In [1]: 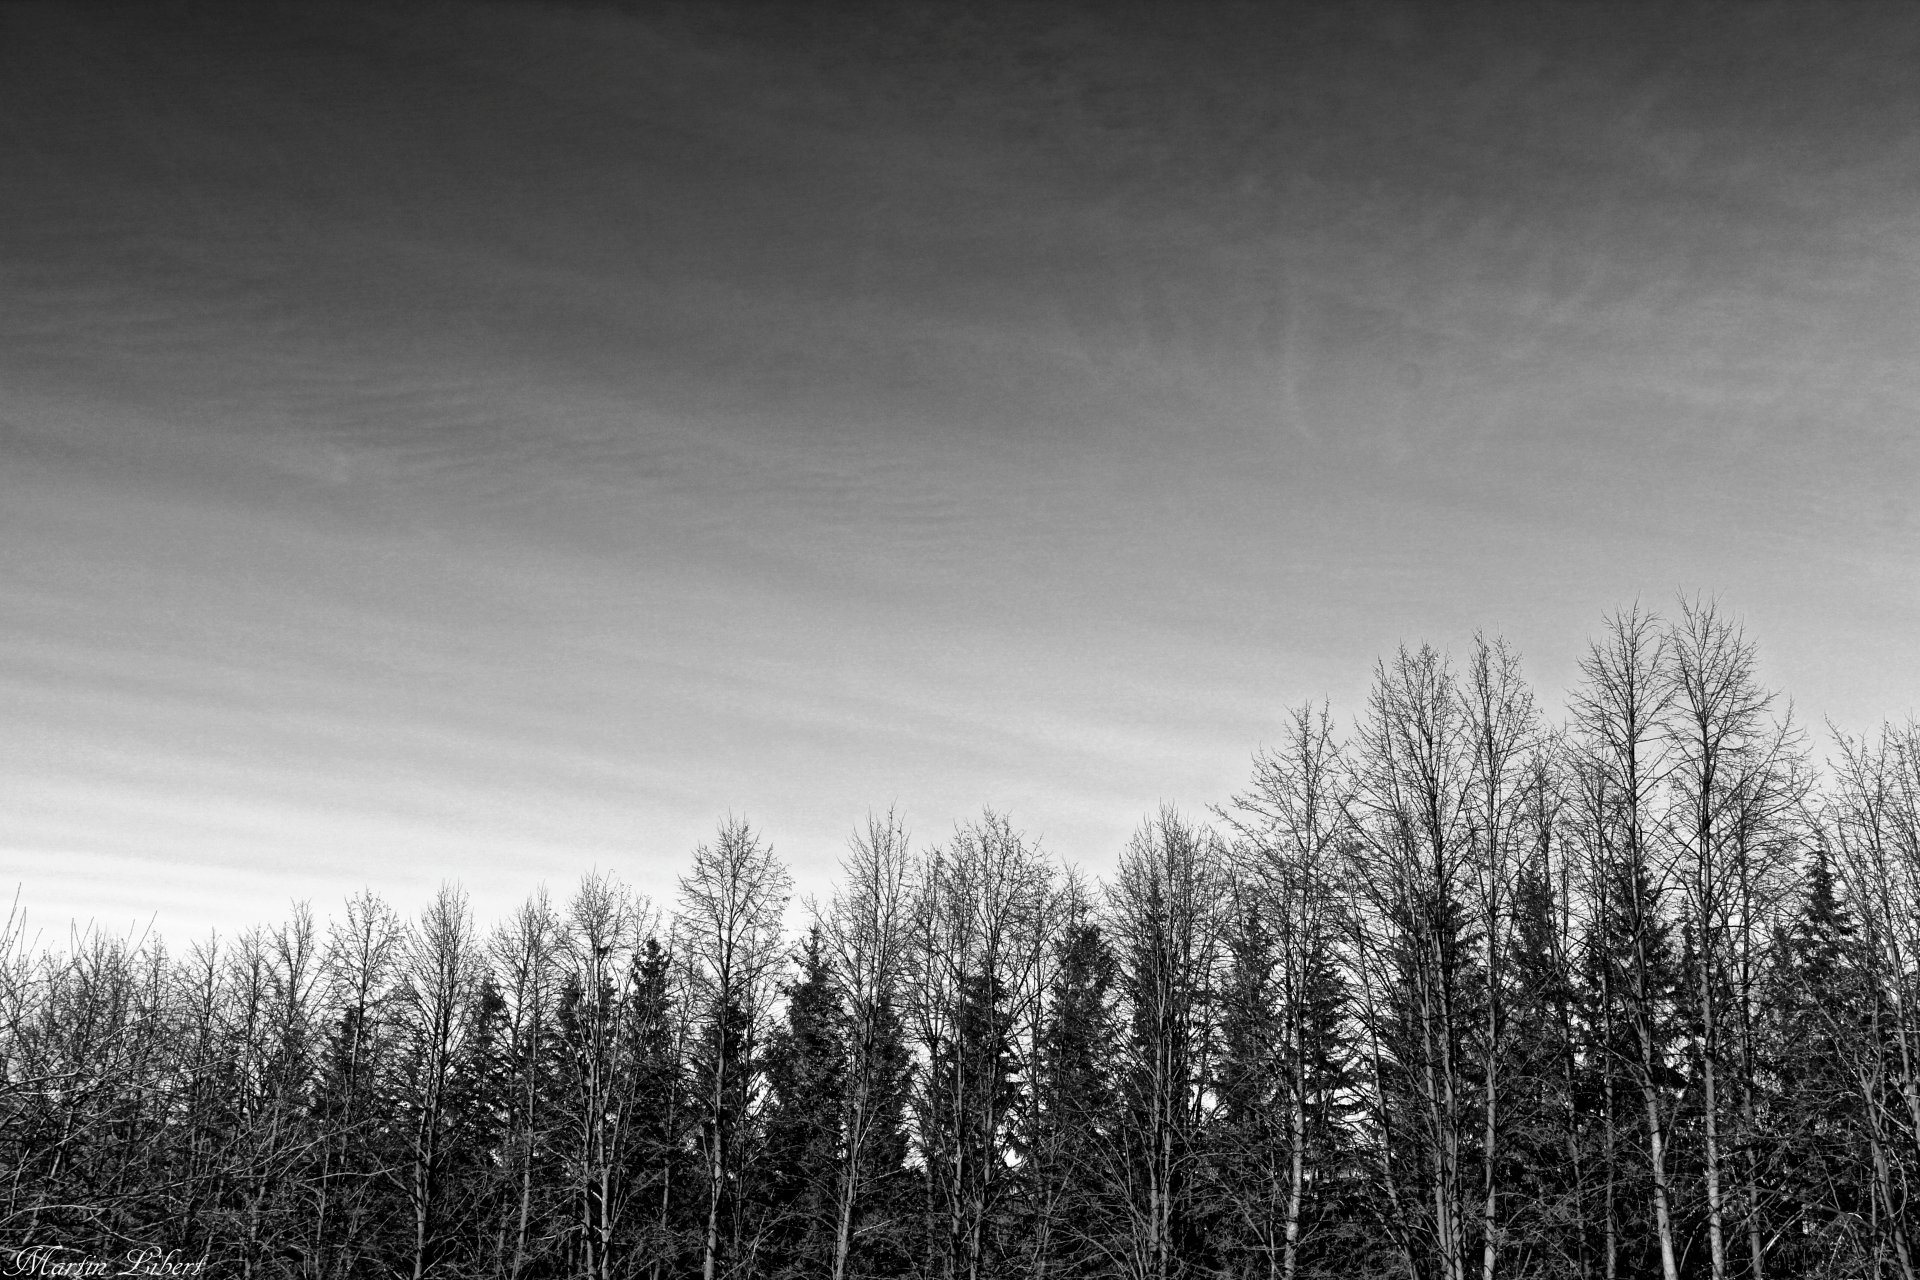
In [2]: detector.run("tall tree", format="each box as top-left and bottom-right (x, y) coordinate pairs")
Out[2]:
(1568, 606), (1683, 1280)
(488, 890), (565, 1280)
(1826, 724), (1920, 1280)
(680, 818), (793, 1280)
(561, 874), (657, 1280)
(819, 811), (917, 1280)
(1347, 644), (1479, 1280)
(909, 811), (1053, 1280)
(629, 932), (693, 1280)
(1458, 635), (1541, 1280)
(1219, 704), (1353, 1280)
(312, 890), (406, 1279)
(1105, 808), (1228, 1280)
(762, 928), (849, 1277)
(1663, 598), (1803, 1280)
(1501, 750), (1589, 1277)
(394, 884), (482, 1280)
(1767, 841), (1874, 1277)
(1023, 884), (1118, 1280)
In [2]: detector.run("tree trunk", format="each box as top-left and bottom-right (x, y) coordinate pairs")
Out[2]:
(1701, 1026), (1726, 1280)
(1281, 1022), (1305, 1280)
(1634, 1014), (1680, 1280)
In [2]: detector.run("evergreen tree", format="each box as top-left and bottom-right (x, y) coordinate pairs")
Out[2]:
(630, 934), (693, 1280)
(847, 992), (917, 1279)
(1025, 915), (1119, 1279)
(1767, 845), (1874, 1277)
(761, 928), (850, 1278)
(1215, 898), (1284, 1279)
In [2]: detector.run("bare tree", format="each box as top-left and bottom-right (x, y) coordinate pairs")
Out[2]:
(1568, 607), (1682, 1280)
(819, 810), (915, 1280)
(1346, 644), (1477, 1280)
(559, 872), (653, 1280)
(313, 890), (405, 1279)
(1220, 703), (1351, 1280)
(225, 906), (321, 1279)
(1459, 635), (1541, 1280)
(489, 889), (563, 1280)
(395, 884), (482, 1280)
(1662, 598), (1804, 1280)
(1827, 724), (1920, 1280)
(0, 918), (175, 1256)
(679, 819), (792, 1280)
(908, 810), (1054, 1280)
(1105, 807), (1228, 1280)
(1020, 870), (1112, 1280)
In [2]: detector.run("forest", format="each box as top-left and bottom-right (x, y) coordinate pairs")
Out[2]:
(4, 600), (1919, 1280)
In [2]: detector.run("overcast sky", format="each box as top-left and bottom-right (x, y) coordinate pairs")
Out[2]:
(4, 0), (1918, 942)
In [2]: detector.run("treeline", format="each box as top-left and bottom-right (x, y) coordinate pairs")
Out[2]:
(4, 601), (1920, 1280)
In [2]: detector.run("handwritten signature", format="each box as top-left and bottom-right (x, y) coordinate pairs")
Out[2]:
(2, 1246), (208, 1277)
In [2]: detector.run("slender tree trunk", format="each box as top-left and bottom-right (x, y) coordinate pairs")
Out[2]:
(1601, 1056), (1617, 1280)
(1357, 938), (1419, 1280)
(1632, 974), (1680, 1280)
(1862, 984), (1920, 1280)
(1865, 1115), (1918, 1280)
(1700, 964), (1727, 1280)
(512, 1128), (532, 1280)
(412, 1108), (434, 1280)
(1595, 955), (1618, 1280)
(1738, 1048), (1765, 1280)
(831, 1005), (874, 1280)
(1281, 1019), (1305, 1280)
(1555, 942), (1588, 1280)
(703, 1050), (725, 1280)
(831, 1165), (857, 1280)
(1480, 942), (1499, 1280)
(1702, 1051), (1726, 1280)
(1434, 928), (1466, 1280)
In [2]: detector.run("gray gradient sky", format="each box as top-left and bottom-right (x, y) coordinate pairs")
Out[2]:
(4, 1), (1917, 941)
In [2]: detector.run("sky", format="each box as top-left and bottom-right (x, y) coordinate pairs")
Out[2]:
(3, 0), (1918, 944)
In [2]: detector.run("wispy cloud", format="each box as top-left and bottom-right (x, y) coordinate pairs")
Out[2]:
(4, 0), (1918, 935)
